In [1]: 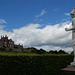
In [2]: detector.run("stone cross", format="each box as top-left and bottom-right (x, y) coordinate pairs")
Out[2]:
(65, 8), (75, 65)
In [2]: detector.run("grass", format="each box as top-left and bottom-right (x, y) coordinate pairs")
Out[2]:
(0, 51), (72, 56)
(0, 51), (40, 56)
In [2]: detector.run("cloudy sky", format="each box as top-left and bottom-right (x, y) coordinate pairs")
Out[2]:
(0, 0), (75, 52)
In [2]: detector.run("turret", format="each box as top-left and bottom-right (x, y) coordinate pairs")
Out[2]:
(1, 36), (2, 39)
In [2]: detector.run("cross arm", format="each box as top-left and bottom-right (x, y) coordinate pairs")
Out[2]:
(65, 27), (75, 31)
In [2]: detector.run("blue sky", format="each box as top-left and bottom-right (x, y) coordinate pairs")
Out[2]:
(0, 0), (74, 51)
(0, 0), (74, 31)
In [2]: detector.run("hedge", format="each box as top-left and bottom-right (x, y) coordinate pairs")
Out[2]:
(0, 52), (73, 75)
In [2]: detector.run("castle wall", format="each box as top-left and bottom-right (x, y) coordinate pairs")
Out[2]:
(0, 35), (23, 51)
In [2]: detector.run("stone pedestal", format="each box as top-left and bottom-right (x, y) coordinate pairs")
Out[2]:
(70, 58), (75, 65)
(61, 65), (75, 75)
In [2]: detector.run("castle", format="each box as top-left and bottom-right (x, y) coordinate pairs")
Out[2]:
(0, 35), (23, 51)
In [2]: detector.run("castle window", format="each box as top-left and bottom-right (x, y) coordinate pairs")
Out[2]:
(5, 42), (7, 44)
(5, 45), (7, 47)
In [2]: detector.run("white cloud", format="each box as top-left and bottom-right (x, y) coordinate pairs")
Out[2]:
(34, 18), (38, 22)
(34, 9), (46, 23)
(34, 18), (43, 23)
(40, 19), (43, 22)
(36, 9), (47, 17)
(65, 13), (70, 16)
(35, 45), (73, 52)
(0, 25), (6, 30)
(53, 9), (59, 11)
(0, 19), (7, 24)
(0, 22), (73, 52)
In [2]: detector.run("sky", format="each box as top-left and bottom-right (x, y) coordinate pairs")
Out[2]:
(0, 0), (75, 52)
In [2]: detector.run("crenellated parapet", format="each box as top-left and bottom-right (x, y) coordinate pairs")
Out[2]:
(0, 35), (23, 51)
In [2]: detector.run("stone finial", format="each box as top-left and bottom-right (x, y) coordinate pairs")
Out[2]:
(70, 8), (75, 15)
(73, 8), (75, 10)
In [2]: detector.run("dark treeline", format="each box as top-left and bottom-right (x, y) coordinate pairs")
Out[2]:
(24, 47), (69, 54)
(0, 46), (72, 54)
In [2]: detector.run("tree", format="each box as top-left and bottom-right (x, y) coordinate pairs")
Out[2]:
(49, 50), (55, 54)
(58, 50), (66, 54)
(71, 51), (74, 54)
(55, 50), (58, 54)
(0, 47), (5, 51)
(37, 49), (46, 54)
(27, 47), (38, 53)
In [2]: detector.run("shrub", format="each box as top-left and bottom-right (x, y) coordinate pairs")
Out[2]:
(0, 52), (73, 75)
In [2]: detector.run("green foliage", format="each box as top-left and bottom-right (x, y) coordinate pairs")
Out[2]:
(0, 47), (5, 51)
(25, 47), (68, 54)
(71, 51), (74, 54)
(58, 50), (67, 54)
(0, 51), (73, 75)
(26, 47), (47, 54)
(37, 49), (47, 54)
(49, 50), (55, 54)
(49, 50), (67, 54)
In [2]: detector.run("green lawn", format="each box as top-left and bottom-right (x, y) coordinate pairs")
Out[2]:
(0, 51), (72, 56)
